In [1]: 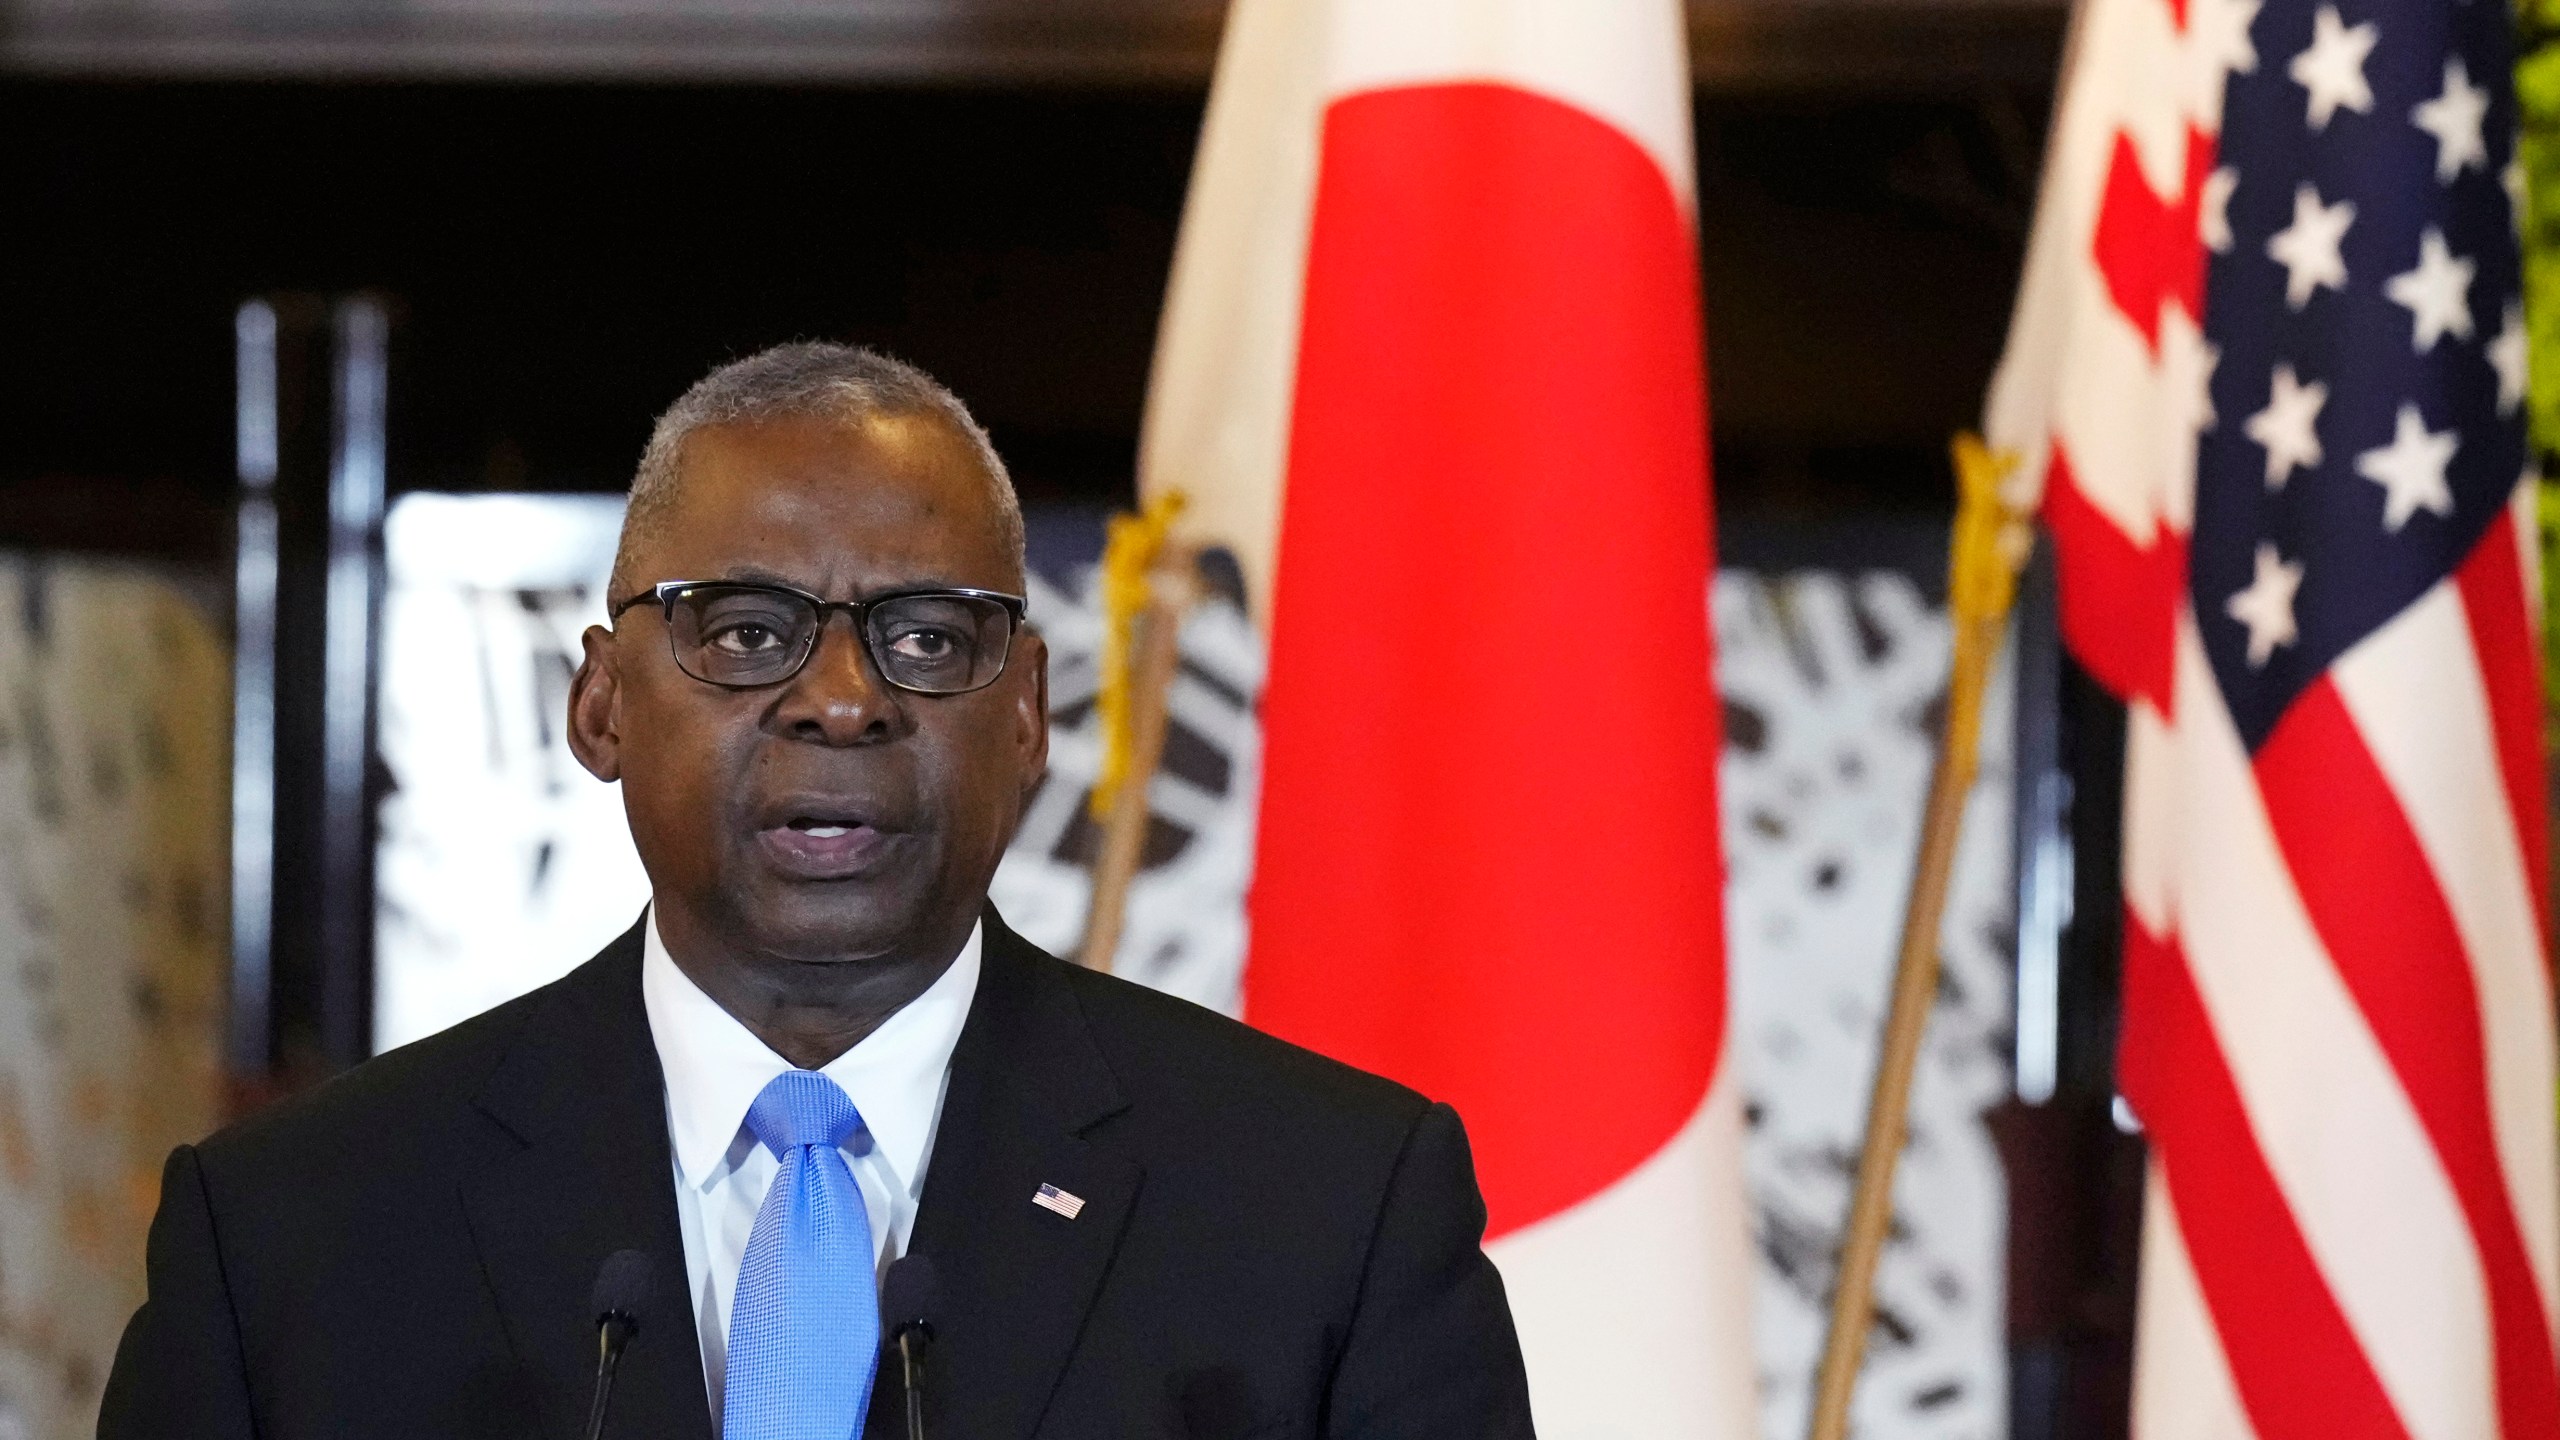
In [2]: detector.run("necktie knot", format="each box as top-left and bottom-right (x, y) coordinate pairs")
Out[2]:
(744, 1069), (863, 1160)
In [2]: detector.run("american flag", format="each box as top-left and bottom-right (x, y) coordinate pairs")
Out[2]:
(1983, 0), (2560, 1430)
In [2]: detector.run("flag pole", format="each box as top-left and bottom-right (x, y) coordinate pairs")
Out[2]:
(1078, 494), (1197, 972)
(1806, 436), (2032, 1440)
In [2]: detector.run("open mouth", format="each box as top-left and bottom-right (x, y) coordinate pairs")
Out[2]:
(757, 812), (895, 878)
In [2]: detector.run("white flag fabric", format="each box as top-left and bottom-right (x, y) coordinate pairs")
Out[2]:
(1140, 4), (1760, 1436)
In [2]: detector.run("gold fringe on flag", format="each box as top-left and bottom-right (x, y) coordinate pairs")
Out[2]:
(1090, 490), (1187, 823)
(1078, 490), (1194, 972)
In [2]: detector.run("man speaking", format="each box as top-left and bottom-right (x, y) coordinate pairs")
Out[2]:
(100, 344), (1534, 1439)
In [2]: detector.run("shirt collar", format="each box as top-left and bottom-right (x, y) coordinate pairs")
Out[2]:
(641, 909), (982, 1197)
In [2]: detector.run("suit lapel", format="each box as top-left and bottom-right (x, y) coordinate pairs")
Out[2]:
(460, 922), (713, 1440)
(906, 913), (1142, 1440)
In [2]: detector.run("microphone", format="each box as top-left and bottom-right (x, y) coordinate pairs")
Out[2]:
(880, 1254), (943, 1440)
(584, 1249), (653, 1440)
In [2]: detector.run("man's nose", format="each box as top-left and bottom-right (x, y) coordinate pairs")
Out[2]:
(773, 613), (904, 744)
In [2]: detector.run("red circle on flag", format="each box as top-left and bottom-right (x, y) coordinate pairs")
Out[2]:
(1246, 82), (1726, 1239)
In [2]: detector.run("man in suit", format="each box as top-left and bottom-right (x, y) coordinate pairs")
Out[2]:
(100, 343), (1534, 1440)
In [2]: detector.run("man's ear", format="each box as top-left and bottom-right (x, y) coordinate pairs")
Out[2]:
(1012, 629), (1050, 801)
(566, 624), (624, 782)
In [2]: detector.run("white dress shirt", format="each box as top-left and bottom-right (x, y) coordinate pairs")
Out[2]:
(640, 910), (981, 1426)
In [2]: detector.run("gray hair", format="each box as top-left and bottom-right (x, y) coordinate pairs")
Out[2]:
(614, 342), (1024, 594)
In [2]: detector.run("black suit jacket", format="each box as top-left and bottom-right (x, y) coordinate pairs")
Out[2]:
(99, 913), (1533, 1439)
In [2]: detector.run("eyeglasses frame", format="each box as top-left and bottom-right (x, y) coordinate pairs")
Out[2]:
(608, 578), (1030, 695)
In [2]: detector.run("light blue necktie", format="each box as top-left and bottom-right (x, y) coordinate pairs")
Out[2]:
(725, 1070), (880, 1440)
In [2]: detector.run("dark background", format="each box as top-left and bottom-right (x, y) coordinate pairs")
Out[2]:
(1, 77), (2050, 554)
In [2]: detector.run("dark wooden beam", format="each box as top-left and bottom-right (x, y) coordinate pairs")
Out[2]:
(1, 0), (2063, 93)
(1691, 0), (2066, 93)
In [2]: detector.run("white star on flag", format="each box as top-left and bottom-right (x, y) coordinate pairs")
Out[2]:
(2245, 362), (2328, 487)
(2383, 227), (2476, 352)
(2289, 5), (2378, 132)
(2163, 324), (2221, 435)
(2489, 301), (2528, 415)
(2267, 183), (2356, 309)
(2201, 167), (2239, 252)
(2412, 57), (2491, 182)
(2225, 541), (2306, 667)
(2353, 402), (2460, 531)
(2192, 0), (2263, 83)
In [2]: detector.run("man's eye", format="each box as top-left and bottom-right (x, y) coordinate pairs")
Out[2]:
(887, 627), (962, 661)
(707, 622), (784, 654)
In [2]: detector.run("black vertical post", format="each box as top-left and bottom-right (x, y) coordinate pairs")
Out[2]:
(2010, 545), (2069, 1110)
(2000, 542), (2071, 1440)
(1994, 541), (2144, 1440)
(228, 300), (281, 1080)
(320, 296), (388, 1070)
(230, 293), (389, 1089)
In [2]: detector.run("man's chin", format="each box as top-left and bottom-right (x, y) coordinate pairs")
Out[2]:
(725, 877), (957, 966)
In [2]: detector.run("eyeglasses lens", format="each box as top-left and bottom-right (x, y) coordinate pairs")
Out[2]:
(865, 593), (1015, 693)
(669, 588), (816, 687)
(664, 587), (1016, 693)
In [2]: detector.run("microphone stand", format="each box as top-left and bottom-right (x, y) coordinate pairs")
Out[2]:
(896, 1328), (927, 1440)
(584, 1314), (636, 1440)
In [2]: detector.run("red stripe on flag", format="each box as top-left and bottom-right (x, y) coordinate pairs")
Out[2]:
(1247, 82), (1722, 1239)
(2255, 680), (2560, 1440)
(2452, 508), (2550, 947)
(2119, 912), (2415, 1440)
(2042, 442), (2180, 708)
(2089, 128), (2213, 352)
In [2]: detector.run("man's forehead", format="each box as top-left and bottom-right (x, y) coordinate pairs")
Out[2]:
(642, 413), (1014, 585)
(684, 411), (975, 491)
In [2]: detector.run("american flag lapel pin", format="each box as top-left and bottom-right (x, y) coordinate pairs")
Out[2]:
(1033, 1182), (1086, 1219)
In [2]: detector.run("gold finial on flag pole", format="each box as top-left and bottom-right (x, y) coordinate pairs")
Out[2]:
(1079, 490), (1196, 972)
(1806, 434), (2031, 1440)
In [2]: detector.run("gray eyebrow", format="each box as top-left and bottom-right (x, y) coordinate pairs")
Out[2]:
(677, 573), (989, 601)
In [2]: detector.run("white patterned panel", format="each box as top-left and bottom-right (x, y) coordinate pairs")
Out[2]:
(373, 494), (650, 1052)
(988, 563), (1263, 1013)
(1719, 568), (2015, 1440)
(0, 557), (230, 1440)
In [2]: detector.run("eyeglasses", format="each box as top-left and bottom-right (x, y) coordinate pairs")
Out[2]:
(609, 580), (1028, 694)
